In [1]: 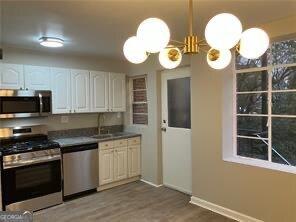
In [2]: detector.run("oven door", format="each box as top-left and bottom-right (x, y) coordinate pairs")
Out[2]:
(0, 90), (51, 118)
(2, 160), (62, 207)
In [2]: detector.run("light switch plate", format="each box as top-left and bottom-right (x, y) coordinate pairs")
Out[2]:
(61, 116), (69, 123)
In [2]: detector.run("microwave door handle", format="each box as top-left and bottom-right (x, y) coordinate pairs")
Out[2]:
(39, 93), (43, 115)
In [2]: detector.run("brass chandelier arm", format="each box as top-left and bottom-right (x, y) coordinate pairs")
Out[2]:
(169, 39), (187, 45)
(166, 44), (186, 49)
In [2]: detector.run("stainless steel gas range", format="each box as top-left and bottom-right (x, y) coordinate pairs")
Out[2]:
(0, 125), (63, 212)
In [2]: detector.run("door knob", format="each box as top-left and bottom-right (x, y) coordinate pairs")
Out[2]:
(161, 127), (166, 132)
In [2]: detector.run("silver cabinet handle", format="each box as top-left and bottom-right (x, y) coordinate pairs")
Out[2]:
(39, 93), (43, 115)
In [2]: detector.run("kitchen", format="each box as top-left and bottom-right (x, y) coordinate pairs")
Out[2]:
(0, 66), (142, 211)
(1, 1), (296, 222)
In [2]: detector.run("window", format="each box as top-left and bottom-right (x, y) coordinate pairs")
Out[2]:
(235, 39), (296, 167)
(129, 76), (148, 125)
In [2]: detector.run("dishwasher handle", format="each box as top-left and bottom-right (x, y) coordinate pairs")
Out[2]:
(62, 143), (98, 154)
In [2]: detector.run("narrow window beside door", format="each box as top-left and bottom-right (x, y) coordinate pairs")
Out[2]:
(129, 76), (148, 125)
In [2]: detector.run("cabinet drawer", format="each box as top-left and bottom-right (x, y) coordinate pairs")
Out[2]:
(99, 141), (114, 150)
(128, 137), (141, 146)
(114, 139), (128, 148)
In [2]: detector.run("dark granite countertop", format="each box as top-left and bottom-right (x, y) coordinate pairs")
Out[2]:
(54, 132), (141, 148)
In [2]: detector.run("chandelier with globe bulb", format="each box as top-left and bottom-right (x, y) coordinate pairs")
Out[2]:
(123, 0), (269, 70)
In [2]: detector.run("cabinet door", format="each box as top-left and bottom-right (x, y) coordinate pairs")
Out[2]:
(99, 149), (114, 185)
(0, 63), (24, 89)
(128, 145), (141, 178)
(90, 71), (109, 112)
(51, 68), (72, 114)
(24, 65), (51, 90)
(71, 69), (90, 113)
(114, 147), (128, 181)
(109, 73), (126, 112)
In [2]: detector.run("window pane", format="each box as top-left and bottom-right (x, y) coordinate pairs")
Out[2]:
(237, 116), (268, 138)
(133, 114), (148, 125)
(235, 51), (269, 70)
(133, 78), (146, 90)
(133, 103), (148, 114)
(272, 118), (296, 166)
(167, 77), (191, 129)
(237, 71), (268, 92)
(237, 93), (268, 114)
(272, 66), (296, 90)
(237, 137), (268, 160)
(270, 39), (296, 65)
(272, 92), (296, 115)
(133, 90), (147, 102)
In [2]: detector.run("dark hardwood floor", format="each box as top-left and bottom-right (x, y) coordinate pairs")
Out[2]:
(34, 181), (235, 222)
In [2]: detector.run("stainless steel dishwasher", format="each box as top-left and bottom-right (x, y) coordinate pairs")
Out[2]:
(62, 143), (98, 197)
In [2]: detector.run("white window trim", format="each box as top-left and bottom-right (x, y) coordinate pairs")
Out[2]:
(222, 50), (296, 175)
(128, 75), (149, 127)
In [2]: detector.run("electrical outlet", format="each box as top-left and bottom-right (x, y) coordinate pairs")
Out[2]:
(61, 116), (69, 123)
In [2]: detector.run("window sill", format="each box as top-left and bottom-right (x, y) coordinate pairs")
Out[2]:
(223, 156), (296, 175)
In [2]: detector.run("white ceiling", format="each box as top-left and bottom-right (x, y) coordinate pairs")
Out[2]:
(2, 0), (296, 60)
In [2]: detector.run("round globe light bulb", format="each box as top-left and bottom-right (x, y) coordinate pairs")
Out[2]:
(123, 36), (148, 64)
(137, 18), (170, 53)
(205, 13), (242, 50)
(239, 28), (269, 59)
(207, 48), (232, 70)
(159, 46), (182, 69)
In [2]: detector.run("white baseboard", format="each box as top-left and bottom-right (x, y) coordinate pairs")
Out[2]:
(163, 183), (192, 195)
(190, 196), (264, 222)
(140, 179), (163, 188)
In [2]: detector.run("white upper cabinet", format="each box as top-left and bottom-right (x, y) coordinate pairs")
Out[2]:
(50, 68), (72, 114)
(0, 63), (24, 89)
(24, 65), (51, 90)
(71, 69), (90, 113)
(90, 71), (109, 112)
(109, 73), (126, 112)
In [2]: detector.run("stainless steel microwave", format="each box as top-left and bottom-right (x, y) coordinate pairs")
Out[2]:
(0, 89), (52, 119)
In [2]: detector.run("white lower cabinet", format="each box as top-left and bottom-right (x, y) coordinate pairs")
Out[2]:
(114, 147), (128, 181)
(99, 149), (114, 185)
(128, 145), (141, 178)
(98, 137), (141, 187)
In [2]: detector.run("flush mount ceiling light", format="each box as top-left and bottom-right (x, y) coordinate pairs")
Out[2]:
(39, 37), (64, 48)
(123, 0), (269, 70)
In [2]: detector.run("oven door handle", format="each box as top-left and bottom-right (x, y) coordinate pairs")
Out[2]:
(3, 155), (61, 169)
(39, 93), (43, 115)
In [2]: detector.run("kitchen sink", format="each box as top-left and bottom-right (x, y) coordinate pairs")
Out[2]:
(91, 132), (130, 139)
(111, 132), (128, 137)
(91, 134), (112, 139)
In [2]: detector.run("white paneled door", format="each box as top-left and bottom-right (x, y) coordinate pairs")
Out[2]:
(109, 73), (126, 112)
(51, 68), (72, 114)
(90, 71), (109, 112)
(161, 67), (192, 194)
(24, 65), (51, 90)
(71, 69), (90, 113)
(0, 63), (24, 89)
